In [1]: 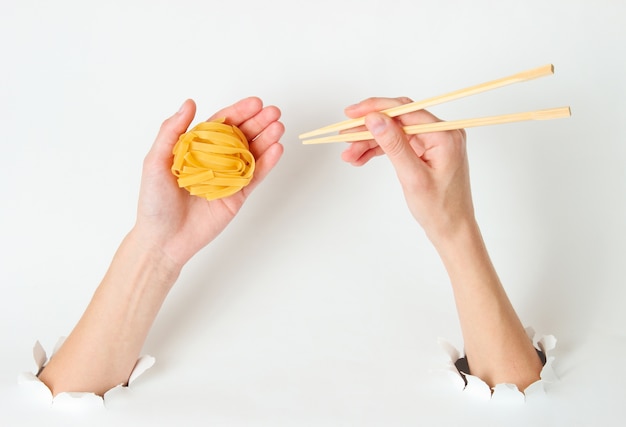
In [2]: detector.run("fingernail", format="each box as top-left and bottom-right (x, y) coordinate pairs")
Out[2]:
(177, 100), (187, 114)
(345, 103), (358, 110)
(366, 114), (387, 136)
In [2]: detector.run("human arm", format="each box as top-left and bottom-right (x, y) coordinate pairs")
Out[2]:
(38, 97), (285, 396)
(341, 97), (543, 390)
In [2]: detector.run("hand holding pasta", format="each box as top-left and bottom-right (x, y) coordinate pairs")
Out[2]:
(135, 97), (285, 270)
(172, 120), (255, 201)
(37, 98), (285, 396)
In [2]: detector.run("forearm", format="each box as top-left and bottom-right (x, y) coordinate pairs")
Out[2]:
(431, 219), (542, 390)
(38, 230), (181, 396)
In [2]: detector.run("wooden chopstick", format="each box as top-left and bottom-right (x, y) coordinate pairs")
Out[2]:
(301, 107), (571, 145)
(299, 64), (555, 140)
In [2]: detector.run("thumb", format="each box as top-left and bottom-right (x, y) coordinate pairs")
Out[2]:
(149, 99), (197, 162)
(365, 112), (422, 174)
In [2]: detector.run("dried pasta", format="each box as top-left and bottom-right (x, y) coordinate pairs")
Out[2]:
(171, 119), (255, 200)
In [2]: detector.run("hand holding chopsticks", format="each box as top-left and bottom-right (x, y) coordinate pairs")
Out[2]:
(324, 77), (556, 390)
(299, 64), (570, 145)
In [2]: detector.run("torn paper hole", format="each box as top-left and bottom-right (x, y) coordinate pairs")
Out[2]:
(17, 338), (155, 409)
(437, 327), (557, 402)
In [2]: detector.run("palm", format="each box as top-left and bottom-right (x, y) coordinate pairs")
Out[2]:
(134, 98), (284, 268)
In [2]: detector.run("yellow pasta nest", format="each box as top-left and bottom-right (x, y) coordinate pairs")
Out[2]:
(171, 119), (255, 201)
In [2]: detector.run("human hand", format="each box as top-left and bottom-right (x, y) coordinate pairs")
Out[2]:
(341, 97), (475, 243)
(133, 97), (284, 271)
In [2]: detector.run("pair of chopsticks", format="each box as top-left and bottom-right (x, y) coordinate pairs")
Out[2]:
(299, 64), (571, 145)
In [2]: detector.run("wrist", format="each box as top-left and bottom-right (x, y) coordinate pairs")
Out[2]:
(427, 218), (499, 293)
(123, 228), (183, 289)
(424, 215), (480, 252)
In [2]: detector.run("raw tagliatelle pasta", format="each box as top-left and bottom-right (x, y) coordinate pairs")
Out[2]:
(171, 119), (255, 201)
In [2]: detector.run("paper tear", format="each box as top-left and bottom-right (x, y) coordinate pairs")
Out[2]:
(491, 383), (525, 403)
(463, 372), (493, 400)
(437, 337), (466, 391)
(523, 378), (546, 399)
(52, 392), (107, 411)
(17, 371), (54, 405)
(437, 328), (557, 402)
(32, 341), (47, 375)
(18, 339), (155, 409)
(128, 355), (155, 386)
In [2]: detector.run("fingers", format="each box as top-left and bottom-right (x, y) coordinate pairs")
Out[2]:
(207, 97), (283, 145)
(249, 120), (285, 156)
(341, 141), (383, 166)
(241, 141), (284, 198)
(243, 117), (285, 196)
(238, 105), (281, 141)
(147, 99), (197, 166)
(225, 99), (284, 187)
(345, 96), (442, 127)
(342, 98), (412, 166)
(364, 112), (424, 175)
(206, 97), (285, 198)
(344, 97), (413, 118)
(207, 96), (264, 126)
(342, 96), (446, 166)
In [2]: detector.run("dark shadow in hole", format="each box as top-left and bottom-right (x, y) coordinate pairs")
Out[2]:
(454, 348), (546, 387)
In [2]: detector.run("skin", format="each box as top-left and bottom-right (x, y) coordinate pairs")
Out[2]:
(342, 97), (543, 390)
(38, 97), (285, 396)
(38, 96), (542, 396)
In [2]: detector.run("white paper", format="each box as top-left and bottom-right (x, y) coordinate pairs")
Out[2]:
(491, 383), (525, 404)
(18, 339), (155, 410)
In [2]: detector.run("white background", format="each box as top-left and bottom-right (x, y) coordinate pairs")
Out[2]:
(1, 0), (625, 425)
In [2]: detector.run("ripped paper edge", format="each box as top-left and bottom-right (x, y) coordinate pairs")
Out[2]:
(18, 338), (155, 409)
(436, 327), (558, 402)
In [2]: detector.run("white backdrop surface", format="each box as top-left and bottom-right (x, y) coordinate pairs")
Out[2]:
(1, 0), (625, 425)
